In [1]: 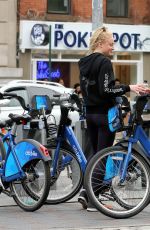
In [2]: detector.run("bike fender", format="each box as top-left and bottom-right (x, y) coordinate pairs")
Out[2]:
(5, 139), (51, 178)
(115, 140), (150, 166)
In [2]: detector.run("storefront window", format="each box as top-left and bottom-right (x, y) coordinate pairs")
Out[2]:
(36, 61), (63, 81)
(47, 0), (70, 14)
(106, 0), (128, 17)
(34, 60), (70, 86)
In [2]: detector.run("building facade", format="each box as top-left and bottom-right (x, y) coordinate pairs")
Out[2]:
(0, 0), (22, 86)
(1, 0), (150, 95)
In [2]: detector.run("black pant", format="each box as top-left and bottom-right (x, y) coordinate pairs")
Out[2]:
(84, 113), (116, 197)
(86, 113), (115, 162)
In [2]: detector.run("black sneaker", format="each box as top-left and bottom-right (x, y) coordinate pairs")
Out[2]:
(78, 190), (88, 209)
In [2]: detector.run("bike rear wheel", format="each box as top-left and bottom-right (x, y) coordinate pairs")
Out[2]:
(10, 159), (51, 211)
(84, 146), (150, 219)
(46, 142), (83, 204)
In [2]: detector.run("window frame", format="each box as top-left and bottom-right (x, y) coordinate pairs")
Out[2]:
(47, 0), (71, 15)
(106, 0), (128, 18)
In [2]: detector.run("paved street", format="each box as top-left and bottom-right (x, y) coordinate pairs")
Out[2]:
(1, 193), (150, 230)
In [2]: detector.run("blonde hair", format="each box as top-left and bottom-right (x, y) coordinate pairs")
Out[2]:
(88, 26), (112, 54)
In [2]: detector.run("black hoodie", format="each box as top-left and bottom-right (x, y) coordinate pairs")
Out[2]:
(78, 53), (130, 113)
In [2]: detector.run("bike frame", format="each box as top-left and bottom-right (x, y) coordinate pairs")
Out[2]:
(121, 124), (150, 181)
(0, 123), (50, 183)
(0, 130), (26, 182)
(51, 125), (87, 177)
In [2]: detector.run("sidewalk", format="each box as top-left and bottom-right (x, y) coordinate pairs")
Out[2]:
(1, 193), (150, 230)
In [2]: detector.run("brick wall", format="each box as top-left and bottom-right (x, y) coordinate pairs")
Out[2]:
(104, 0), (150, 25)
(19, 0), (92, 22)
(72, 0), (92, 21)
(19, 0), (47, 19)
(19, 0), (150, 25)
(130, 0), (150, 24)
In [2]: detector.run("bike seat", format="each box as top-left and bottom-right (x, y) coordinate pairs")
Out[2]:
(8, 113), (31, 124)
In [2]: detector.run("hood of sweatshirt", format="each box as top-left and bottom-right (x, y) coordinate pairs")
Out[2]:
(78, 53), (106, 77)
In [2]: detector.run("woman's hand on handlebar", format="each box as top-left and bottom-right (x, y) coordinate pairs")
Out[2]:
(129, 84), (150, 95)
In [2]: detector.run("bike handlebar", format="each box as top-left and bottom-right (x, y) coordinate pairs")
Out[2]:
(53, 94), (70, 102)
(0, 92), (18, 99)
(0, 92), (30, 111)
(53, 93), (82, 112)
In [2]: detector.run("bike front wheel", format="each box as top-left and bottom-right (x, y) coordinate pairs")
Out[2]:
(46, 142), (83, 204)
(10, 159), (51, 211)
(84, 146), (150, 219)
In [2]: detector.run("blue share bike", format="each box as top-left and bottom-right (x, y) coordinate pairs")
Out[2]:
(84, 94), (150, 218)
(31, 93), (131, 207)
(0, 92), (51, 211)
(29, 92), (150, 219)
(28, 93), (87, 204)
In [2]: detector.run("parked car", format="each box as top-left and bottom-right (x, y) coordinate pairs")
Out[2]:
(0, 80), (80, 127)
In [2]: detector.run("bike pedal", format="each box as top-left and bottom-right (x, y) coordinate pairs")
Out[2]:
(100, 193), (115, 201)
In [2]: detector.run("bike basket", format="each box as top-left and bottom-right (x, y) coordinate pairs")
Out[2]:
(47, 122), (58, 140)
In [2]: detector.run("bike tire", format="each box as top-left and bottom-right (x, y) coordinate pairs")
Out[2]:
(46, 141), (83, 204)
(110, 158), (141, 210)
(84, 146), (150, 219)
(10, 160), (51, 212)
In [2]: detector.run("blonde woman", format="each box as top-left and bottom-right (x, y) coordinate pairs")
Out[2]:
(78, 26), (150, 212)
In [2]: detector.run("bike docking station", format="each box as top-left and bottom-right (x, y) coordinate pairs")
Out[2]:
(18, 118), (88, 155)
(21, 119), (47, 146)
(15, 117), (47, 145)
(74, 119), (93, 159)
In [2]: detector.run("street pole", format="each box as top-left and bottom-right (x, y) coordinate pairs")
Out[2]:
(92, 0), (103, 31)
(49, 25), (51, 81)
